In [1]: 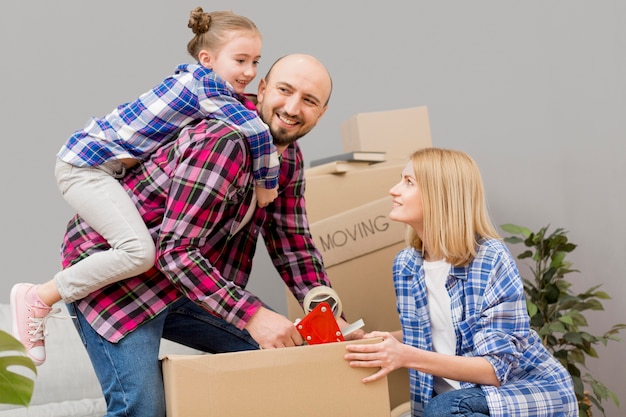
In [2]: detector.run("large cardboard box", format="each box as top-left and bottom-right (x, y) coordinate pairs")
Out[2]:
(341, 105), (432, 161)
(288, 106), (433, 410)
(287, 162), (410, 409)
(162, 339), (389, 417)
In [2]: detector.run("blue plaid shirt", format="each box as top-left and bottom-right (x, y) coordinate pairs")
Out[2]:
(393, 238), (578, 417)
(57, 64), (279, 188)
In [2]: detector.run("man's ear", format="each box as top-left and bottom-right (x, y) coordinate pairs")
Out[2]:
(198, 50), (212, 68)
(256, 78), (267, 102)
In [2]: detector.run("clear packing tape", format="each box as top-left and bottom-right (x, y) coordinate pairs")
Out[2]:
(302, 285), (343, 318)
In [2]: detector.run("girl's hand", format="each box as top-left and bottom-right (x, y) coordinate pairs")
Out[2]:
(255, 185), (278, 208)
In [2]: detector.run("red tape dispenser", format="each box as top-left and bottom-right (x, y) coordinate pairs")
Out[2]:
(294, 301), (344, 345)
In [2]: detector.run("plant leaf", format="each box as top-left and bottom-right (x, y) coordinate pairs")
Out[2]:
(0, 330), (36, 406)
(501, 224), (532, 237)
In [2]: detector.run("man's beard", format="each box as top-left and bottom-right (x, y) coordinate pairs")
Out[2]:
(271, 125), (303, 147)
(259, 106), (312, 147)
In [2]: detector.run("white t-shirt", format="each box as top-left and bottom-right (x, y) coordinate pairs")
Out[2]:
(423, 258), (461, 393)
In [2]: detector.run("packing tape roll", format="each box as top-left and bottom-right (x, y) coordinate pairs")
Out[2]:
(303, 286), (342, 319)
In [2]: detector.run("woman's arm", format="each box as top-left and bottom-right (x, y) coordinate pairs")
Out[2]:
(345, 331), (499, 386)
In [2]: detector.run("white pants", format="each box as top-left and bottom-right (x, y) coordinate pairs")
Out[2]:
(53, 159), (155, 302)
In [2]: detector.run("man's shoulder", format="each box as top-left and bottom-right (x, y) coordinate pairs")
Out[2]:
(157, 119), (249, 172)
(167, 119), (249, 160)
(182, 118), (245, 140)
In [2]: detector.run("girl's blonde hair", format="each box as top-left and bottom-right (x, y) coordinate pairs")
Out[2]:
(186, 7), (260, 60)
(405, 147), (500, 266)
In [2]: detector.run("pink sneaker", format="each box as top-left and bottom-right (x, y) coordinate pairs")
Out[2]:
(10, 283), (60, 366)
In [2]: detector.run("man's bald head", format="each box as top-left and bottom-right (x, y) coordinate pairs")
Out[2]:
(264, 54), (332, 106)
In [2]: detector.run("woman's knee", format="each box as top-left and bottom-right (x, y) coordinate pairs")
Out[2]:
(424, 387), (489, 417)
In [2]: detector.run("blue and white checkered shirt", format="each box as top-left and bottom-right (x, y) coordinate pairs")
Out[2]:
(393, 238), (578, 417)
(57, 64), (279, 188)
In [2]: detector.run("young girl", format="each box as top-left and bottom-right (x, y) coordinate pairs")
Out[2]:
(11, 7), (279, 366)
(345, 148), (578, 416)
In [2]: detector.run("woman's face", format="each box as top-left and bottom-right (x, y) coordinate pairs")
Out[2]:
(389, 161), (423, 232)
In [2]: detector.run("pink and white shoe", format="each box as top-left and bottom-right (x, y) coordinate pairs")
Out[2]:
(10, 283), (61, 366)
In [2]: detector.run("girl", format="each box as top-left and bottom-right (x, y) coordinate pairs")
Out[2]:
(345, 148), (578, 417)
(11, 7), (279, 366)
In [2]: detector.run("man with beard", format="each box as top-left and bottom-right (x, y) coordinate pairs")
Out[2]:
(60, 54), (361, 417)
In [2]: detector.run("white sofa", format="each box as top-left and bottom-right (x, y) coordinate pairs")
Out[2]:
(0, 302), (200, 417)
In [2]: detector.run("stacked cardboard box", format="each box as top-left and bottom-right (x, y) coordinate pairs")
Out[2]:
(341, 105), (431, 162)
(287, 106), (433, 410)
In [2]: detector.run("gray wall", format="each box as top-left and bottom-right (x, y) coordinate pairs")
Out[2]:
(2, 1), (624, 415)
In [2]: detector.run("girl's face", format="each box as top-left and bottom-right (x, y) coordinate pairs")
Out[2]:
(201, 32), (262, 95)
(389, 161), (423, 233)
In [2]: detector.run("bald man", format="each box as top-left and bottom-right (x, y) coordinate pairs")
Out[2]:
(60, 54), (357, 417)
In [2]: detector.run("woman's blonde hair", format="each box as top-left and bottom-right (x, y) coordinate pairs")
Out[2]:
(405, 147), (500, 266)
(186, 7), (260, 60)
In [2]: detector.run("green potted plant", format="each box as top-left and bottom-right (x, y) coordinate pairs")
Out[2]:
(501, 224), (625, 417)
(0, 330), (36, 406)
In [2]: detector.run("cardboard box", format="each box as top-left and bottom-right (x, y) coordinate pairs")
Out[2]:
(287, 162), (411, 409)
(341, 105), (432, 161)
(310, 196), (406, 268)
(286, 107), (433, 410)
(162, 339), (389, 417)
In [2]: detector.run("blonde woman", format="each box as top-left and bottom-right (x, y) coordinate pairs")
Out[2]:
(346, 148), (577, 417)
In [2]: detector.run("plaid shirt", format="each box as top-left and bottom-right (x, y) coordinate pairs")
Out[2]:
(394, 239), (578, 417)
(57, 64), (279, 188)
(60, 119), (330, 343)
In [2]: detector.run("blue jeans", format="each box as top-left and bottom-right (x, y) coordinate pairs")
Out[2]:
(424, 387), (490, 417)
(67, 297), (259, 417)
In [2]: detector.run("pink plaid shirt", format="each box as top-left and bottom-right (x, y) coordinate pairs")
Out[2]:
(60, 119), (330, 342)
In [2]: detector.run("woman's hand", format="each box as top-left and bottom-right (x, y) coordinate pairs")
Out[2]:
(345, 331), (405, 383)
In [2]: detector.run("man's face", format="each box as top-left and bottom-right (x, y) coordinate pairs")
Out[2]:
(256, 55), (331, 149)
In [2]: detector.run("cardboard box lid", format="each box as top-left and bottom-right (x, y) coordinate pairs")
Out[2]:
(163, 339), (390, 417)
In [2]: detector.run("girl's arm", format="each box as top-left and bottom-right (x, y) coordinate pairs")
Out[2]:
(199, 72), (279, 189)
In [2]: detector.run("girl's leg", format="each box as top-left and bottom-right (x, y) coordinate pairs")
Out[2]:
(53, 159), (155, 302)
(424, 387), (490, 417)
(10, 160), (154, 365)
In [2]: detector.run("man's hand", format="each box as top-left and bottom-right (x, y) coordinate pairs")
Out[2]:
(245, 306), (304, 348)
(337, 317), (365, 340)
